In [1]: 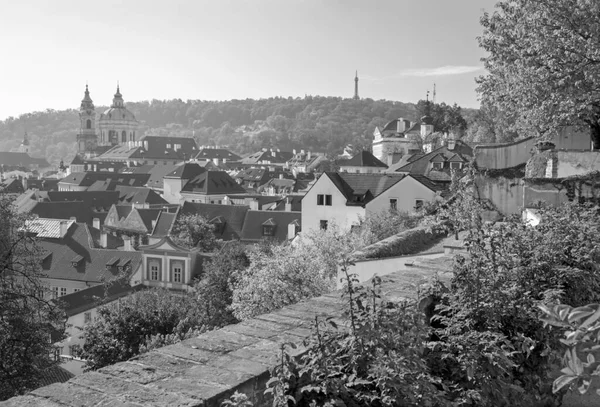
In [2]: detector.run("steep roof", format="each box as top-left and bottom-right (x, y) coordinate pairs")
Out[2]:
(24, 218), (76, 238)
(194, 148), (241, 161)
(391, 142), (473, 182)
(179, 202), (249, 240)
(240, 210), (301, 242)
(320, 172), (406, 206)
(46, 191), (119, 210)
(150, 210), (178, 238)
(38, 223), (142, 283)
(143, 164), (179, 190)
(114, 186), (169, 206)
(165, 163), (205, 179)
(341, 151), (388, 168)
(181, 171), (246, 195)
(0, 151), (50, 167)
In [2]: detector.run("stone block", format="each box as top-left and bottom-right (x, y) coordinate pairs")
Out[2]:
(157, 343), (218, 364)
(207, 354), (271, 376)
(220, 322), (281, 340)
(131, 351), (200, 374)
(0, 395), (63, 407)
(30, 383), (112, 407)
(228, 340), (281, 367)
(99, 361), (172, 385)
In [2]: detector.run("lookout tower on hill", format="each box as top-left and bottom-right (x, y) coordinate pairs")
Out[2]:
(353, 70), (359, 100)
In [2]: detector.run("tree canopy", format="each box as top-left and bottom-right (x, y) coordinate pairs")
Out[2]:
(478, 0), (600, 148)
(0, 195), (65, 400)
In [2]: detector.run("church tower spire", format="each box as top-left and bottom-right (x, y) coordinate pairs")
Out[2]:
(353, 70), (359, 100)
(77, 84), (98, 154)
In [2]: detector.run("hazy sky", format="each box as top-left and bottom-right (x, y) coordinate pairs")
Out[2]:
(0, 0), (499, 120)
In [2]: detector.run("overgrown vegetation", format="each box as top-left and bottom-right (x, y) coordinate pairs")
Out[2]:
(0, 195), (65, 400)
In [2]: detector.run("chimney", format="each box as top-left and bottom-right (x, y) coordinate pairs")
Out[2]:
(447, 139), (456, 150)
(249, 200), (260, 210)
(300, 149), (305, 154)
(397, 118), (408, 133)
(287, 222), (298, 239)
(100, 230), (108, 248)
(93, 218), (100, 230)
(285, 198), (292, 212)
(123, 235), (133, 251)
(59, 221), (69, 238)
(271, 150), (276, 157)
(293, 149), (296, 155)
(387, 153), (394, 167)
(307, 151), (312, 160)
(279, 173), (284, 179)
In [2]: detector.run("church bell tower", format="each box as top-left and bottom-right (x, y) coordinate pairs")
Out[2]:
(76, 84), (98, 154)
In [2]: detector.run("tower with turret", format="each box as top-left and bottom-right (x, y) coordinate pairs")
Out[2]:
(98, 84), (139, 146)
(353, 71), (359, 100)
(76, 84), (98, 154)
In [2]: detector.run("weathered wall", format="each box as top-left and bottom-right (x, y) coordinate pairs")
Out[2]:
(474, 175), (524, 215)
(474, 137), (536, 170)
(556, 151), (600, 178)
(1, 265), (446, 407)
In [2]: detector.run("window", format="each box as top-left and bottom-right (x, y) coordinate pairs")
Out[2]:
(151, 264), (159, 280)
(86, 119), (91, 129)
(166, 144), (172, 149)
(73, 288), (80, 293)
(325, 195), (332, 206)
(320, 220), (328, 230)
(52, 287), (58, 299)
(262, 225), (275, 236)
(432, 162), (443, 170)
(390, 199), (398, 211)
(317, 194), (324, 205)
(60, 287), (67, 297)
(84, 312), (91, 324)
(122, 130), (127, 143)
(451, 162), (462, 170)
(148, 258), (161, 281)
(173, 266), (182, 283)
(415, 199), (424, 210)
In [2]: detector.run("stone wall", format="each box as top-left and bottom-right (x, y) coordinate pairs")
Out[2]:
(474, 137), (536, 170)
(1, 262), (446, 407)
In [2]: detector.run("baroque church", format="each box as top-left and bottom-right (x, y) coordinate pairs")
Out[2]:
(76, 84), (140, 156)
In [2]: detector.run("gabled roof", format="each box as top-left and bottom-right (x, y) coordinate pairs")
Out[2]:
(181, 171), (246, 195)
(391, 142), (473, 181)
(179, 202), (249, 240)
(151, 210), (178, 238)
(24, 218), (76, 238)
(115, 186), (169, 206)
(38, 223), (142, 283)
(104, 205), (161, 234)
(324, 172), (406, 206)
(341, 150), (388, 168)
(194, 148), (241, 161)
(240, 210), (301, 242)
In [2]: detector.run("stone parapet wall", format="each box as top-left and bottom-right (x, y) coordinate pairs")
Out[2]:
(1, 265), (443, 407)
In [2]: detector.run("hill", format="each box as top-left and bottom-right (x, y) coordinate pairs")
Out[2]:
(0, 97), (478, 166)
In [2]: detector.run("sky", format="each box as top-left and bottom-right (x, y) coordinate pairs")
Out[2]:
(0, 0), (499, 121)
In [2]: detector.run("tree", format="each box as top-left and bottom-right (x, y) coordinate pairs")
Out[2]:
(80, 288), (206, 370)
(193, 242), (250, 328)
(230, 226), (367, 320)
(170, 213), (220, 252)
(415, 100), (468, 136)
(478, 0), (600, 148)
(0, 195), (65, 400)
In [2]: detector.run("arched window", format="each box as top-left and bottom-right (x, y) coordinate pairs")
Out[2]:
(86, 119), (91, 129)
(122, 130), (127, 143)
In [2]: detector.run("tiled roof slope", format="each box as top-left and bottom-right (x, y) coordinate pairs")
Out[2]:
(315, 172), (406, 207)
(57, 281), (144, 317)
(59, 172), (151, 188)
(182, 171), (246, 195)
(114, 186), (169, 206)
(179, 202), (249, 240)
(194, 148), (241, 161)
(342, 150), (388, 168)
(150, 210), (178, 238)
(165, 163), (205, 179)
(240, 210), (301, 242)
(39, 223), (142, 283)
(37, 366), (75, 388)
(24, 218), (76, 238)
(47, 191), (120, 210)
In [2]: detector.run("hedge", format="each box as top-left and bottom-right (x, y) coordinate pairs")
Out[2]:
(352, 225), (446, 260)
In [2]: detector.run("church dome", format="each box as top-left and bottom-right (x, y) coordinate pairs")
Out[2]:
(98, 85), (137, 122)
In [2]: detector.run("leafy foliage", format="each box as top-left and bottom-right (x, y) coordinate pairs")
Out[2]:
(80, 288), (206, 370)
(0, 195), (65, 400)
(538, 303), (600, 396)
(478, 0), (600, 147)
(230, 225), (367, 320)
(170, 213), (220, 252)
(193, 242), (250, 328)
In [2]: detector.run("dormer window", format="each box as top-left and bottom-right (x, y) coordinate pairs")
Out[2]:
(432, 162), (443, 170)
(117, 259), (131, 273)
(262, 218), (277, 236)
(451, 162), (463, 170)
(105, 257), (119, 271)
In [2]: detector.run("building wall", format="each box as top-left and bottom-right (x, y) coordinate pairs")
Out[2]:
(554, 126), (592, 150)
(339, 165), (386, 174)
(40, 278), (93, 299)
(180, 192), (228, 204)
(366, 177), (436, 215)
(555, 151), (600, 178)
(162, 178), (185, 204)
(372, 139), (415, 162)
(140, 251), (194, 290)
(474, 137), (536, 170)
(474, 175), (524, 216)
(301, 175), (365, 232)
